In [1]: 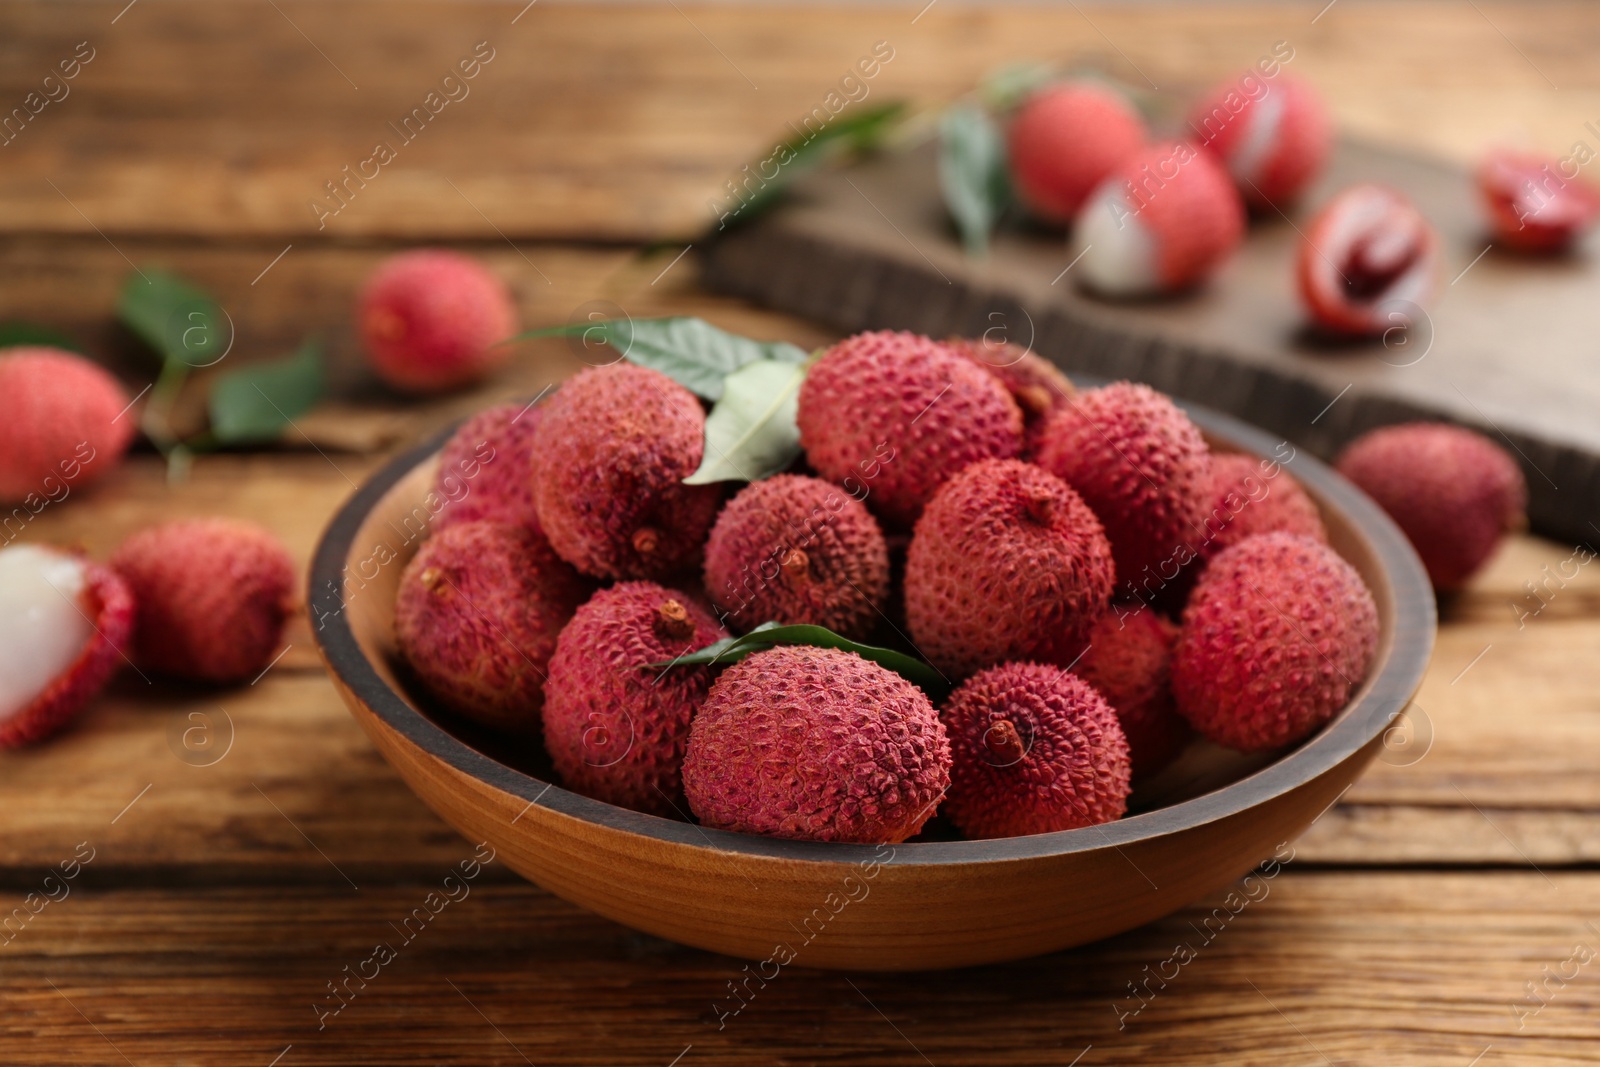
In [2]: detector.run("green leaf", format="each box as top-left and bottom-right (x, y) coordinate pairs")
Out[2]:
(652, 622), (950, 700)
(0, 322), (82, 352)
(117, 270), (229, 367)
(515, 317), (808, 401)
(728, 101), (908, 226)
(684, 358), (807, 485)
(939, 103), (1011, 256)
(979, 63), (1057, 112)
(208, 340), (325, 444)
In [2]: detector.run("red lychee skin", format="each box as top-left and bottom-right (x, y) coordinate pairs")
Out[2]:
(683, 645), (951, 843)
(797, 331), (1023, 529)
(1007, 81), (1148, 224)
(1035, 381), (1212, 590)
(531, 363), (723, 581)
(1189, 74), (1332, 209)
(0, 347), (136, 506)
(1298, 184), (1439, 336)
(1335, 423), (1526, 590)
(1477, 149), (1600, 253)
(943, 337), (1076, 456)
(940, 661), (1131, 839)
(1075, 603), (1191, 780)
(358, 250), (518, 393)
(905, 459), (1115, 679)
(1199, 452), (1328, 559)
(432, 403), (544, 537)
(703, 474), (889, 640)
(1, 555), (134, 749)
(544, 583), (727, 817)
(110, 518), (296, 684)
(1173, 532), (1379, 753)
(395, 521), (592, 735)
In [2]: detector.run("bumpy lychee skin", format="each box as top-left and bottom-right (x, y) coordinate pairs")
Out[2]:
(1007, 81), (1148, 224)
(433, 403), (544, 536)
(358, 250), (518, 393)
(943, 337), (1076, 455)
(1035, 382), (1212, 589)
(0, 347), (136, 506)
(395, 521), (592, 734)
(1335, 423), (1526, 590)
(1173, 533), (1379, 753)
(544, 583), (727, 817)
(905, 459), (1115, 678)
(683, 646), (950, 843)
(797, 331), (1023, 529)
(111, 518), (296, 684)
(1189, 74), (1332, 209)
(1478, 149), (1600, 253)
(1200, 452), (1327, 558)
(0, 546), (134, 748)
(1075, 604), (1191, 779)
(940, 662), (1131, 839)
(1298, 184), (1439, 337)
(703, 474), (889, 639)
(532, 363), (723, 580)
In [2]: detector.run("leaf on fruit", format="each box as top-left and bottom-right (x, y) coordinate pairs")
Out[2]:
(117, 270), (230, 368)
(684, 358), (807, 485)
(939, 102), (1011, 256)
(652, 622), (950, 700)
(0, 322), (82, 352)
(979, 62), (1057, 112)
(729, 101), (908, 225)
(208, 339), (325, 444)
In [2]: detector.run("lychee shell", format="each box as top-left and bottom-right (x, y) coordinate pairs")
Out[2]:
(358, 249), (517, 393)
(1200, 452), (1327, 558)
(433, 402), (545, 536)
(0, 347), (136, 506)
(1075, 603), (1190, 779)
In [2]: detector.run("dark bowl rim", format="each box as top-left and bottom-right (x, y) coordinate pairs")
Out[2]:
(309, 394), (1436, 868)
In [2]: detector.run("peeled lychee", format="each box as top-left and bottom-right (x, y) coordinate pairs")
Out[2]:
(940, 662), (1131, 838)
(544, 582), (726, 817)
(683, 645), (950, 843)
(0, 545), (134, 748)
(1074, 141), (1246, 295)
(1035, 381), (1212, 592)
(1477, 149), (1600, 253)
(432, 402), (544, 536)
(905, 459), (1115, 678)
(111, 518), (296, 683)
(1335, 422), (1526, 590)
(1298, 184), (1439, 337)
(0, 347), (136, 506)
(1189, 73), (1332, 209)
(943, 336), (1076, 455)
(1173, 532), (1379, 753)
(1200, 452), (1327, 558)
(797, 331), (1023, 529)
(395, 521), (592, 734)
(1075, 603), (1190, 779)
(532, 363), (723, 580)
(1007, 81), (1148, 224)
(358, 250), (518, 393)
(703, 474), (889, 639)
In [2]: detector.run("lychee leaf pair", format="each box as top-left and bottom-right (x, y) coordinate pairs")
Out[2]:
(939, 102), (1011, 256)
(117, 270), (229, 369)
(207, 339), (327, 444)
(654, 621), (951, 701)
(684, 358), (806, 485)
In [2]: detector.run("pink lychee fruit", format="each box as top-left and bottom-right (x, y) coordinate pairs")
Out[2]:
(1298, 184), (1439, 337)
(1075, 603), (1191, 779)
(358, 250), (518, 393)
(943, 336), (1076, 456)
(1477, 149), (1600, 253)
(0, 347), (136, 506)
(1200, 452), (1328, 558)
(1189, 73), (1332, 209)
(1007, 81), (1148, 224)
(432, 402), (545, 536)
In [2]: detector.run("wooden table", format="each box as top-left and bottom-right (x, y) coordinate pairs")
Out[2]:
(4, 3), (1599, 1063)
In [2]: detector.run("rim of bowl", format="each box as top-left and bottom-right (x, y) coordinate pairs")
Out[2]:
(310, 395), (1436, 868)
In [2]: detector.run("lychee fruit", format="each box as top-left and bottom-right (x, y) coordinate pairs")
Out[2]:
(943, 336), (1076, 455)
(703, 474), (889, 639)
(1200, 452), (1327, 558)
(1073, 141), (1246, 295)
(544, 583), (727, 817)
(1007, 81), (1148, 224)
(1189, 73), (1332, 209)
(1035, 381), (1212, 592)
(0, 544), (134, 748)
(1298, 184), (1439, 337)
(0, 347), (136, 506)
(432, 402), (544, 536)
(796, 331), (1023, 529)
(1477, 149), (1600, 253)
(1335, 422), (1526, 590)
(1172, 532), (1379, 753)
(1075, 603), (1191, 779)
(358, 250), (518, 393)
(683, 645), (950, 843)
(531, 363), (723, 580)
(904, 459), (1115, 679)
(395, 521), (592, 734)
(939, 661), (1131, 838)
(110, 518), (296, 683)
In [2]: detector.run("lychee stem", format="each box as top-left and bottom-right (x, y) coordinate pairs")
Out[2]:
(655, 599), (695, 641)
(1017, 384), (1053, 418)
(1023, 487), (1055, 525)
(632, 527), (661, 557)
(985, 719), (1026, 763)
(780, 548), (811, 586)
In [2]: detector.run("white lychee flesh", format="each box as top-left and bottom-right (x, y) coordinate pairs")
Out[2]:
(0, 545), (92, 723)
(1074, 184), (1159, 296)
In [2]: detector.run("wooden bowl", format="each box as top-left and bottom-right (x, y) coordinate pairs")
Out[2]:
(310, 398), (1435, 971)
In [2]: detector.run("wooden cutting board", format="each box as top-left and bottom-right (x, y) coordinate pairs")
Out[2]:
(702, 137), (1600, 546)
